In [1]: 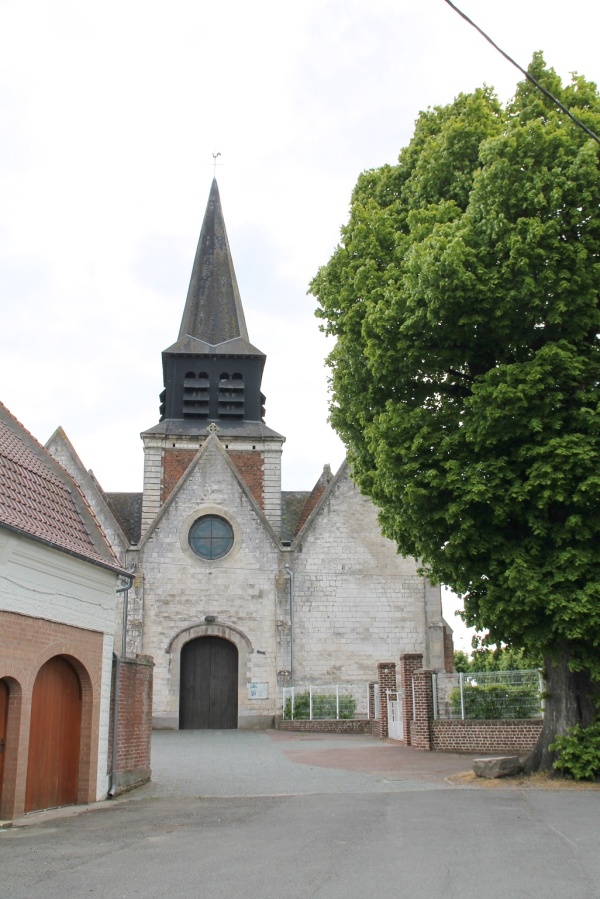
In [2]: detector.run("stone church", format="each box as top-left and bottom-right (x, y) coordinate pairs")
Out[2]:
(47, 180), (450, 729)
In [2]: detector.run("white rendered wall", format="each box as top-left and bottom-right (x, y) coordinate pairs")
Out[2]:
(96, 632), (115, 799)
(0, 529), (118, 635)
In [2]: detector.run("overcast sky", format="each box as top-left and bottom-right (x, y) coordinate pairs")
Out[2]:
(1, 0), (598, 649)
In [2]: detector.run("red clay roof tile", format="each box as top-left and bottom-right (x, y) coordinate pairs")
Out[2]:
(0, 412), (120, 569)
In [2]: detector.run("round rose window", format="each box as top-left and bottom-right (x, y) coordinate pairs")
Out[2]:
(188, 515), (234, 560)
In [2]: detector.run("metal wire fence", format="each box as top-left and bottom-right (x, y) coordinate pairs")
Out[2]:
(432, 670), (543, 720)
(282, 684), (370, 720)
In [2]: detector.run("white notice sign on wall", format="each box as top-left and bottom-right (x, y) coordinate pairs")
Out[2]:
(248, 682), (268, 699)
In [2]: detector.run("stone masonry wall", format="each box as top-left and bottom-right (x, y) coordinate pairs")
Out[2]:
(262, 446), (283, 535)
(291, 472), (436, 690)
(139, 439), (281, 729)
(141, 440), (163, 534)
(443, 626), (455, 674)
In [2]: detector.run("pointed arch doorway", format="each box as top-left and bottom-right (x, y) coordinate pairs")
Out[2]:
(179, 637), (238, 729)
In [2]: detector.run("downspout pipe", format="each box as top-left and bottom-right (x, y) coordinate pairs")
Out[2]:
(284, 564), (294, 685)
(110, 575), (133, 798)
(116, 582), (130, 658)
(108, 651), (121, 798)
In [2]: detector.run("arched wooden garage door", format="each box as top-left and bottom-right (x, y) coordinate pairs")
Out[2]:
(0, 679), (8, 807)
(179, 637), (238, 729)
(25, 656), (82, 813)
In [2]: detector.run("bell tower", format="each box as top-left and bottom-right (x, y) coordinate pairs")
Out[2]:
(140, 180), (284, 535)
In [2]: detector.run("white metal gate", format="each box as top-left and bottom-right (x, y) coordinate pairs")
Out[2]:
(386, 691), (403, 741)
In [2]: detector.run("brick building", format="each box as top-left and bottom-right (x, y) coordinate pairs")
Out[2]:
(47, 180), (451, 730)
(0, 404), (129, 818)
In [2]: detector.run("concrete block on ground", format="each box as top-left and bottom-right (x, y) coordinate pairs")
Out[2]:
(473, 756), (524, 779)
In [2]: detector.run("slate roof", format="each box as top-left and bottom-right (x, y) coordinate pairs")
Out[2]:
(293, 464), (335, 536)
(0, 403), (125, 574)
(104, 492), (143, 545)
(281, 491), (310, 543)
(163, 179), (264, 358)
(141, 419), (284, 440)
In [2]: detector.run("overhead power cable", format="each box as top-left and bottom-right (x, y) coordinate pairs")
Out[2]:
(443, 0), (600, 147)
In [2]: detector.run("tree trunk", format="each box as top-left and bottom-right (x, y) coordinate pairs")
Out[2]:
(525, 644), (597, 773)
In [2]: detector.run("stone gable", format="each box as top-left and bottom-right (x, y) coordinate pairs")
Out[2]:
(290, 468), (441, 686)
(135, 437), (282, 728)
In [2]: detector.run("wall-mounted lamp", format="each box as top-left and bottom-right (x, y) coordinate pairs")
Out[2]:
(204, 615), (217, 623)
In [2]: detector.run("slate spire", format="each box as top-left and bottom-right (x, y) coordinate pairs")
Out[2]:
(178, 178), (249, 347)
(156, 179), (268, 425)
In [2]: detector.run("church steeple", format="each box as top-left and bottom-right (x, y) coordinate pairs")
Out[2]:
(178, 179), (250, 348)
(158, 180), (267, 424)
(140, 179), (285, 537)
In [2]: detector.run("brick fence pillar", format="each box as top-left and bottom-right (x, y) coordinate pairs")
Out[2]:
(411, 668), (434, 750)
(399, 653), (423, 746)
(377, 662), (397, 739)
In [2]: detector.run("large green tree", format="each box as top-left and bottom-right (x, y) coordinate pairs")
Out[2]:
(311, 55), (600, 771)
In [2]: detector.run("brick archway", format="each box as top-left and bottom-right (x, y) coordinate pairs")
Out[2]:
(25, 656), (83, 812)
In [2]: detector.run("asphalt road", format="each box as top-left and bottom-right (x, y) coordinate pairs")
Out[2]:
(2, 732), (599, 899)
(3, 790), (600, 899)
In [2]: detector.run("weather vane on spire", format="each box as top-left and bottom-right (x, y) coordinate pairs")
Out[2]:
(211, 152), (222, 178)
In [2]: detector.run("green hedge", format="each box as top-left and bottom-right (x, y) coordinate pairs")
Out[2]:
(449, 683), (540, 719)
(551, 720), (600, 781)
(284, 691), (357, 720)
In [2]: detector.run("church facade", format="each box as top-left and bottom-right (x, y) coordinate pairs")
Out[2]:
(48, 180), (450, 729)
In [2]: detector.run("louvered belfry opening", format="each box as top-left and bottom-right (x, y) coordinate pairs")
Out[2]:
(183, 370), (210, 420)
(217, 371), (244, 419)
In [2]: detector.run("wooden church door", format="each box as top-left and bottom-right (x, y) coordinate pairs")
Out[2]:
(179, 637), (238, 729)
(25, 657), (82, 813)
